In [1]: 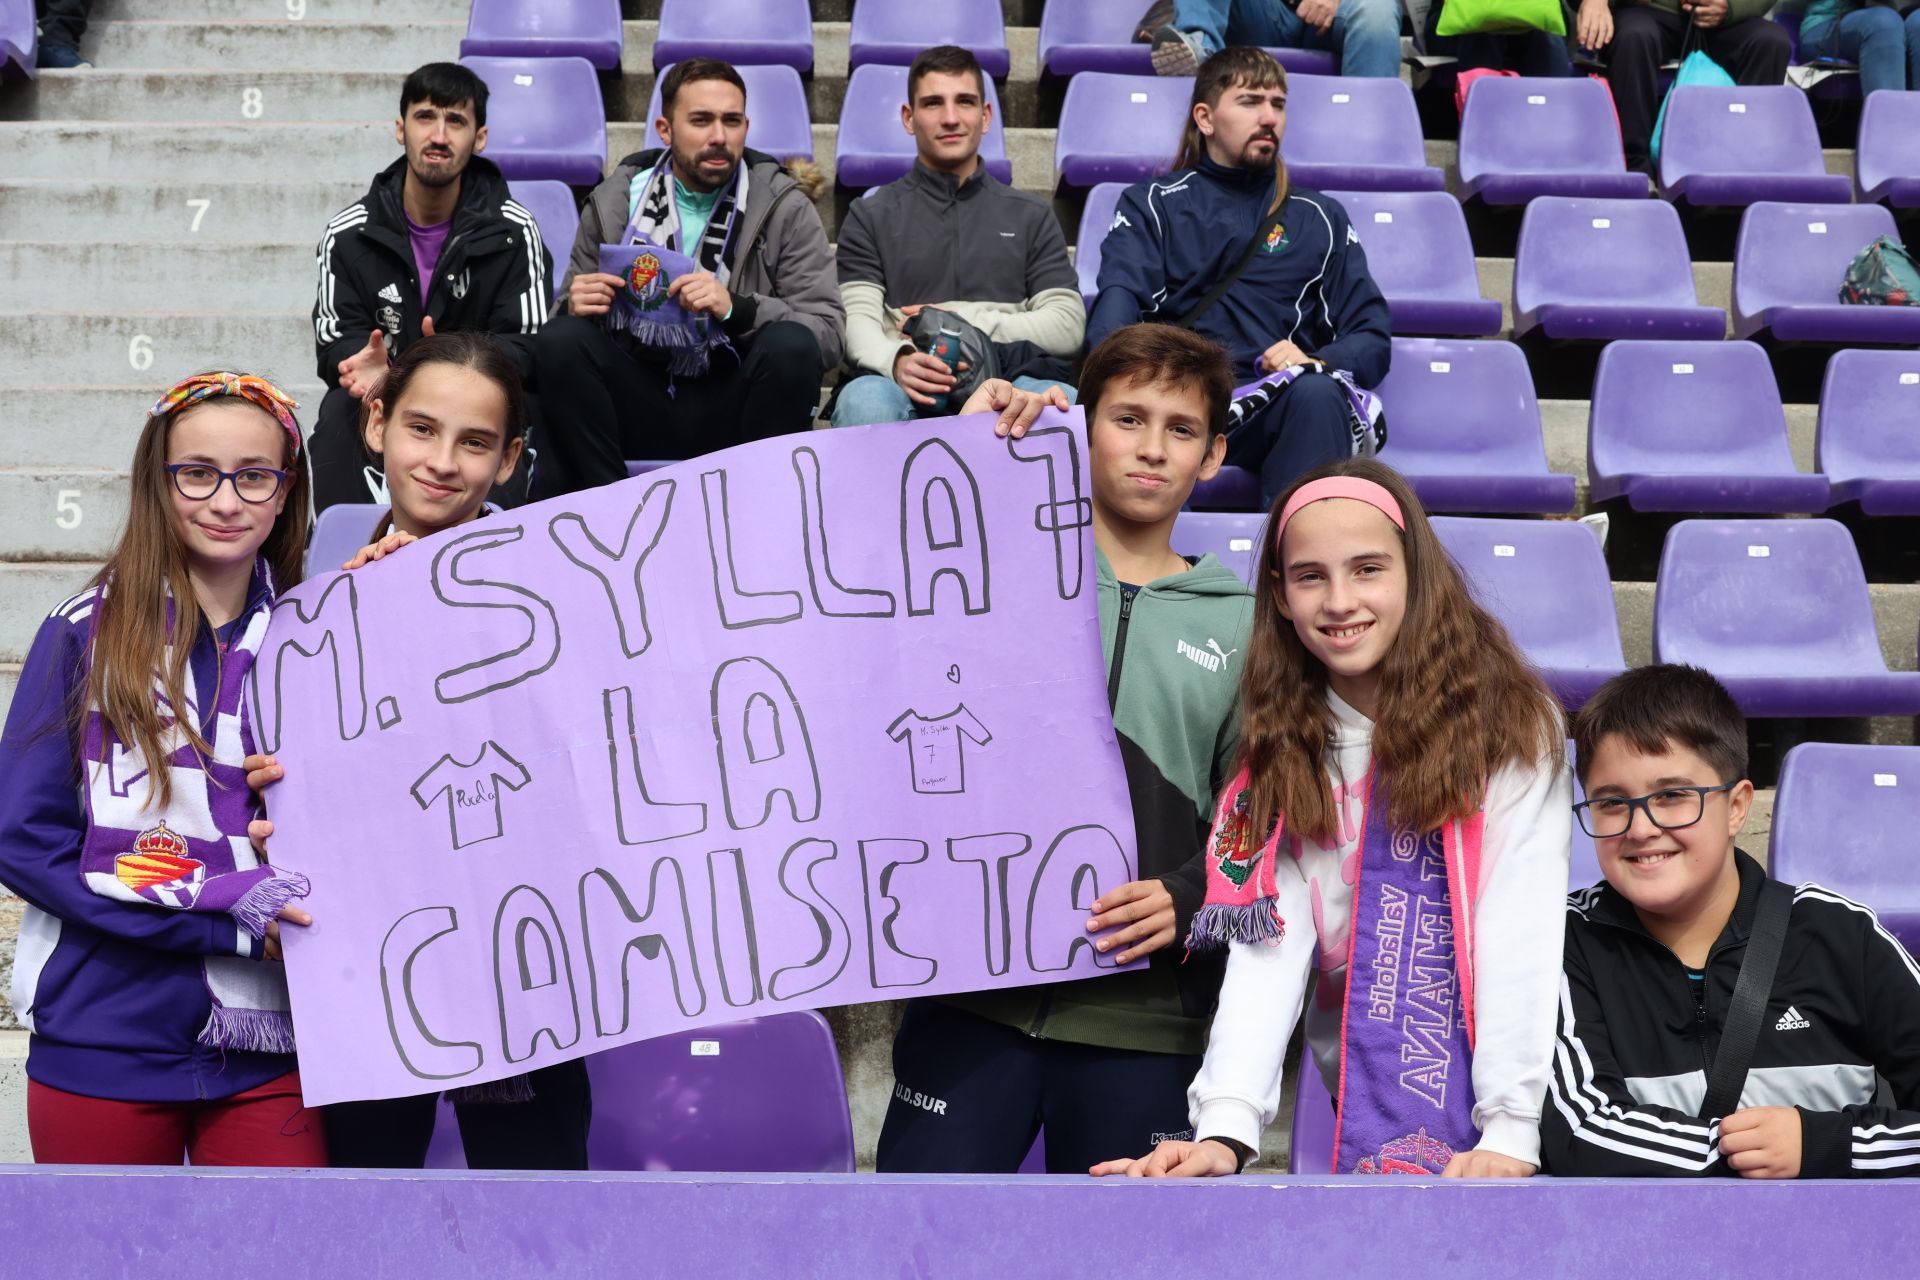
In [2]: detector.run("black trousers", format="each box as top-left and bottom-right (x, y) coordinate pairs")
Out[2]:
(35, 0), (88, 47)
(324, 1058), (592, 1170)
(875, 999), (1204, 1175)
(1607, 6), (1793, 170)
(530, 315), (823, 500)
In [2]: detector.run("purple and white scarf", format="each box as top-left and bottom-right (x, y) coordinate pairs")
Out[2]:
(79, 572), (309, 1053)
(1228, 365), (1387, 458)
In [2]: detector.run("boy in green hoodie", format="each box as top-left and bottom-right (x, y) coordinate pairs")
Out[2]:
(875, 324), (1256, 1174)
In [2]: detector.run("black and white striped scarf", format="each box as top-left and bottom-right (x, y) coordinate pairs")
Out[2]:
(623, 153), (748, 284)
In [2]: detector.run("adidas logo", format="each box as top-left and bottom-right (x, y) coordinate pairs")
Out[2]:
(1775, 1006), (1811, 1032)
(378, 283), (403, 303)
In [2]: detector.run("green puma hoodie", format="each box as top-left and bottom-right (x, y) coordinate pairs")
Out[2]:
(942, 547), (1255, 1056)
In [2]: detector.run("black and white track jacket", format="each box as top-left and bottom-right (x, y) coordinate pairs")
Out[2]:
(1541, 851), (1920, 1178)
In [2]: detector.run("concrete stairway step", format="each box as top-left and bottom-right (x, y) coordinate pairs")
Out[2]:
(0, 242), (315, 311)
(0, 564), (101, 665)
(83, 19), (463, 70)
(0, 312), (313, 387)
(0, 664), (18, 732)
(0, 180), (363, 243)
(93, 0), (470, 19)
(0, 69), (404, 124)
(0, 471), (128, 563)
(1, 121), (395, 181)
(6, 386), (324, 465)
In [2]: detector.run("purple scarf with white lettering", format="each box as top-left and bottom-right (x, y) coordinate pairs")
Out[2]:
(1331, 776), (1479, 1174)
(78, 570), (309, 1052)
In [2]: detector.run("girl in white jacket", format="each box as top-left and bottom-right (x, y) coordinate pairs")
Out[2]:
(1094, 460), (1570, 1178)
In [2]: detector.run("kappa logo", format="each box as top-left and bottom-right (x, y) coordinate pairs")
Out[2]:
(1110, 210), (1132, 232)
(1775, 1005), (1811, 1031)
(1347, 224), (1362, 245)
(1176, 637), (1240, 673)
(378, 282), (403, 304)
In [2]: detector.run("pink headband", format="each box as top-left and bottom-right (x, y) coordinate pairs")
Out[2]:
(1274, 476), (1407, 545)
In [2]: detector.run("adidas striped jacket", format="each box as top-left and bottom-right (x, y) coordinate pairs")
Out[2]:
(1542, 850), (1920, 1177)
(312, 154), (551, 385)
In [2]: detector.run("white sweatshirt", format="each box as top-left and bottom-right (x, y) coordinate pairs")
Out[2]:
(1188, 691), (1572, 1167)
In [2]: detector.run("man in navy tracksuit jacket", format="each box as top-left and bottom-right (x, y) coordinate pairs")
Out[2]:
(1087, 47), (1392, 506)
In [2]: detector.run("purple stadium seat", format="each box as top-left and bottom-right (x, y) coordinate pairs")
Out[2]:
(1770, 743), (1920, 955)
(1816, 349), (1920, 515)
(1457, 76), (1646, 204)
(584, 1013), (855, 1172)
(1732, 202), (1920, 345)
(1187, 465), (1262, 512)
(462, 0), (623, 70)
(837, 64), (1012, 188)
(655, 0), (812, 71)
(624, 460), (671, 479)
(1282, 75), (1445, 193)
(647, 63), (813, 161)
(1588, 341), (1830, 513)
(1076, 183), (1128, 305)
(1855, 90), (1920, 207)
(1323, 191), (1502, 337)
(1172, 511), (1267, 586)
(425, 1096), (467, 1169)
(1432, 516), (1626, 709)
(1376, 338), (1576, 513)
(459, 56), (607, 186)
(1567, 743), (1602, 892)
(1055, 73), (1188, 187)
(1513, 197), (1726, 342)
(849, 0), (1009, 78)
(1291, 1056), (1334, 1174)
(1, 0), (34, 80)
(1653, 519), (1920, 718)
(1038, 0), (1335, 77)
(1658, 85), (1852, 207)
(507, 179), (576, 304)
(305, 504), (385, 578)
(1018, 1132), (1047, 1173)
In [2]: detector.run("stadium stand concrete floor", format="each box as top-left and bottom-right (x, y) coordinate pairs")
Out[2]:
(0, 0), (1907, 1168)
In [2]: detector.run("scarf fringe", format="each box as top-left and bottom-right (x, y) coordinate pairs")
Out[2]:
(604, 309), (717, 376)
(1186, 899), (1286, 951)
(229, 871), (313, 939)
(200, 1006), (298, 1054)
(447, 1074), (537, 1104)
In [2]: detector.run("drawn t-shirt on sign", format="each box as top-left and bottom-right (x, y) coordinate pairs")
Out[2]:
(410, 741), (532, 849)
(887, 706), (992, 795)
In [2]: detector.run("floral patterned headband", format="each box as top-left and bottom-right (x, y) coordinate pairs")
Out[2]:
(148, 372), (302, 456)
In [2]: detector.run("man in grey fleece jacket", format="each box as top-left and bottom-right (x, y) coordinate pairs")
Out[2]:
(831, 45), (1084, 428)
(531, 59), (844, 498)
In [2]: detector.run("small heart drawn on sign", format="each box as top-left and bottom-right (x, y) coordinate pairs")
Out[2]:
(945, 665), (961, 684)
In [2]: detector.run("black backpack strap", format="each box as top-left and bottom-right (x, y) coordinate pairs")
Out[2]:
(1700, 879), (1793, 1120)
(1174, 201), (1287, 329)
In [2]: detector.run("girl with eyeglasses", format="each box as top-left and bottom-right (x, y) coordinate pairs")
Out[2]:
(0, 371), (326, 1165)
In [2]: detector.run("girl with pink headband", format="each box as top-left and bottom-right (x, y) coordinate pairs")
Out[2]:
(0, 371), (327, 1165)
(1095, 458), (1570, 1180)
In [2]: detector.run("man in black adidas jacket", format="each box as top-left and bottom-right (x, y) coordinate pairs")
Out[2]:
(1543, 665), (1920, 1179)
(309, 62), (551, 511)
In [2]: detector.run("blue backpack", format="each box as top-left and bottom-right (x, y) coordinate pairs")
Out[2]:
(1650, 29), (1735, 165)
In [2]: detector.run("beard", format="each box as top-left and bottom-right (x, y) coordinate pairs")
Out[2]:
(1239, 135), (1280, 170)
(410, 150), (464, 188)
(674, 144), (741, 192)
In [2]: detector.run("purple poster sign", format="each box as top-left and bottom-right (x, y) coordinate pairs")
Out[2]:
(255, 411), (1138, 1105)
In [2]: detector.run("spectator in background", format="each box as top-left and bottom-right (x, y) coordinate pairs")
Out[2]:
(309, 62), (551, 512)
(35, 0), (91, 68)
(1090, 47), (1391, 505)
(1143, 0), (1404, 79)
(1798, 0), (1920, 96)
(831, 45), (1083, 428)
(531, 58), (843, 497)
(1577, 0), (1791, 172)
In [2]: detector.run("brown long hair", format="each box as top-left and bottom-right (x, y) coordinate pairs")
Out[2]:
(1171, 46), (1290, 214)
(1238, 459), (1560, 842)
(83, 380), (310, 807)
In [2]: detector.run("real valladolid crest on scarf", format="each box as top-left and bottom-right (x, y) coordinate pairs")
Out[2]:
(601, 153), (748, 376)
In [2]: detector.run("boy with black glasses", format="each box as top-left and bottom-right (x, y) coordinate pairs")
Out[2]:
(1543, 663), (1920, 1178)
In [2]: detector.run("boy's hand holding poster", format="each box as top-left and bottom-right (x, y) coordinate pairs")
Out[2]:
(254, 412), (1141, 1105)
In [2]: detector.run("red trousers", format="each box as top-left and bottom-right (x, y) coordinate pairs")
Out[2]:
(28, 1071), (328, 1166)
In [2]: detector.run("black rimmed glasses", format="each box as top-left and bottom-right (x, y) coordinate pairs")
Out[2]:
(165, 463), (290, 504)
(1572, 781), (1740, 839)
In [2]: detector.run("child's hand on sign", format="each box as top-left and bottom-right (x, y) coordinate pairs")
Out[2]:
(1087, 878), (1177, 964)
(1442, 1149), (1537, 1178)
(343, 530), (418, 571)
(264, 903), (314, 962)
(960, 378), (1072, 438)
(1720, 1106), (1802, 1178)
(1090, 1138), (1239, 1178)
